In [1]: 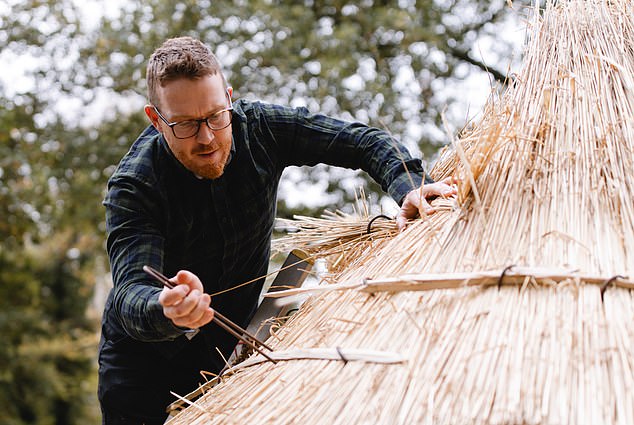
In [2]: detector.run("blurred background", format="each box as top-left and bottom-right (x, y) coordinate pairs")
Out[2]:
(0, 0), (526, 423)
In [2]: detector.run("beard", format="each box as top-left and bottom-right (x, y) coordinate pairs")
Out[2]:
(195, 157), (228, 179)
(170, 140), (232, 180)
(190, 145), (231, 179)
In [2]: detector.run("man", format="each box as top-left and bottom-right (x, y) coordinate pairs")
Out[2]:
(98, 36), (456, 424)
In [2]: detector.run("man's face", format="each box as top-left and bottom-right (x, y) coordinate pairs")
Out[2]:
(147, 74), (233, 179)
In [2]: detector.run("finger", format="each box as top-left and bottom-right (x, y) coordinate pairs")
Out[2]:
(438, 186), (457, 198)
(396, 213), (407, 232)
(440, 175), (458, 185)
(183, 293), (211, 324)
(417, 197), (433, 216)
(174, 296), (213, 329)
(185, 307), (214, 329)
(169, 289), (203, 319)
(173, 304), (205, 328)
(174, 270), (204, 292)
(397, 190), (423, 230)
(424, 183), (457, 199)
(158, 285), (190, 307)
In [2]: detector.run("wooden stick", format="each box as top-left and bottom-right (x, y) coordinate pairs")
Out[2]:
(262, 268), (634, 298)
(143, 265), (277, 363)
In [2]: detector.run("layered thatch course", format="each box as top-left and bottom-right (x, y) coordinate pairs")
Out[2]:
(168, 1), (634, 423)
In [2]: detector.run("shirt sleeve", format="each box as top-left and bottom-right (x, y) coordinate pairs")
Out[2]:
(245, 102), (434, 205)
(103, 176), (188, 342)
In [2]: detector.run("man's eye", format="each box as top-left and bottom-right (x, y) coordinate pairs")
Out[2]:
(208, 113), (222, 124)
(176, 121), (198, 130)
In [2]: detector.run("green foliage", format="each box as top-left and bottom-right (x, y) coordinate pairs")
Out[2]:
(68, 0), (520, 215)
(0, 0), (524, 422)
(0, 238), (99, 424)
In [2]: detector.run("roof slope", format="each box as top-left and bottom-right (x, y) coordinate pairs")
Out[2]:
(169, 1), (634, 423)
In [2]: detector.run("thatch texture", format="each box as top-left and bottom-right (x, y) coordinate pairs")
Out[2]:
(167, 1), (634, 423)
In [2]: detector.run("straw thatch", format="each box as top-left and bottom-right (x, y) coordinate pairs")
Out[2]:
(167, 1), (634, 423)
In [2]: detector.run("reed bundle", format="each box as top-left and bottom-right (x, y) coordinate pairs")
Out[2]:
(273, 209), (397, 276)
(168, 1), (634, 423)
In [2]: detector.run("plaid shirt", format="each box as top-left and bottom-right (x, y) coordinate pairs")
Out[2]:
(100, 99), (431, 370)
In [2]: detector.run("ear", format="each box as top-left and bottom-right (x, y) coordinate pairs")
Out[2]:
(144, 104), (161, 131)
(227, 86), (233, 99)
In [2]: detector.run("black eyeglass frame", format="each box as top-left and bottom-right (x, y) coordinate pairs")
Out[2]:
(153, 89), (234, 139)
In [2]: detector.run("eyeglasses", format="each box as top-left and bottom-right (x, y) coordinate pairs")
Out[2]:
(154, 91), (233, 139)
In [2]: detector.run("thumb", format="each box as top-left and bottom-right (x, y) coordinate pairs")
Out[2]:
(417, 197), (434, 216)
(396, 212), (408, 232)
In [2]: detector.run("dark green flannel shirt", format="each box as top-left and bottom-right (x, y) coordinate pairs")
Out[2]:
(99, 99), (432, 387)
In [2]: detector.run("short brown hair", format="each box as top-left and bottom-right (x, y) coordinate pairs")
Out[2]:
(146, 36), (227, 107)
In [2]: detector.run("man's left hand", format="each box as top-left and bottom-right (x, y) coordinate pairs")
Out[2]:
(396, 176), (458, 231)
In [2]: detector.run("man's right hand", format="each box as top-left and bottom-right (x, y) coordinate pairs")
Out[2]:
(158, 270), (214, 329)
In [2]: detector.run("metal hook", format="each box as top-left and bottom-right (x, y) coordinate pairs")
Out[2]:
(600, 275), (624, 302)
(336, 346), (349, 365)
(498, 265), (516, 290)
(367, 214), (393, 234)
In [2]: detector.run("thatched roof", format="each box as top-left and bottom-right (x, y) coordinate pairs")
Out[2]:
(168, 1), (634, 423)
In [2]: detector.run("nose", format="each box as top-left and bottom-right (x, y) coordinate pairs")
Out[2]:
(196, 122), (214, 145)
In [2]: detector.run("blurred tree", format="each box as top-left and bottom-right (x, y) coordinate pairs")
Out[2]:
(0, 0), (525, 422)
(0, 65), (102, 425)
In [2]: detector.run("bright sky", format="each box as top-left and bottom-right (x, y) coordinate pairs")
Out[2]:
(0, 0), (524, 126)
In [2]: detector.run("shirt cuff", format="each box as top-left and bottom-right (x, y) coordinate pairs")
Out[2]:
(387, 159), (434, 205)
(146, 296), (194, 340)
